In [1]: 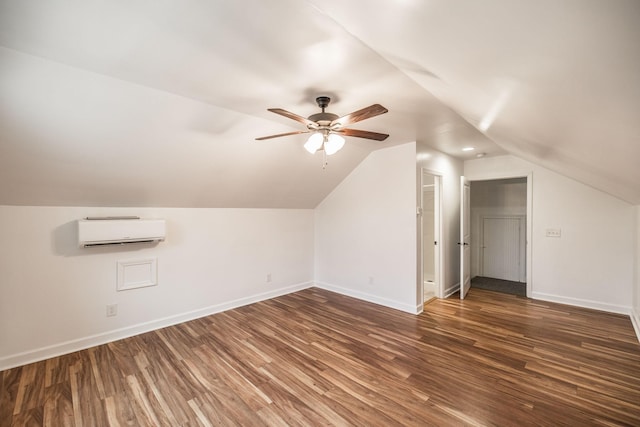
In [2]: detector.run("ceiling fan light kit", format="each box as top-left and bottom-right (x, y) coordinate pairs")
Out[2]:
(304, 132), (324, 154)
(257, 96), (389, 166)
(304, 131), (345, 155)
(323, 133), (345, 155)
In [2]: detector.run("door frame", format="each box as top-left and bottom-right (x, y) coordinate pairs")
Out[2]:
(419, 169), (444, 302)
(463, 172), (533, 297)
(460, 176), (471, 299)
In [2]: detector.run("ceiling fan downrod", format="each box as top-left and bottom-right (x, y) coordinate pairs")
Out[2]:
(308, 97), (339, 124)
(316, 96), (331, 112)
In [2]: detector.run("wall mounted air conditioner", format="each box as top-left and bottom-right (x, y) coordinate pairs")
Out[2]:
(77, 217), (166, 247)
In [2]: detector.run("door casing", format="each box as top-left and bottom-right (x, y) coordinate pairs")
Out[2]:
(462, 172), (533, 297)
(419, 169), (444, 303)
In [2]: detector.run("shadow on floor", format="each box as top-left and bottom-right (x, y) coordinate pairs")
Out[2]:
(471, 276), (526, 297)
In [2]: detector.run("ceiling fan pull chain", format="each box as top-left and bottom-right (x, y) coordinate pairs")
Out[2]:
(322, 150), (328, 170)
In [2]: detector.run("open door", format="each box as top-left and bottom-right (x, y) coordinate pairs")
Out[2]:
(460, 176), (471, 299)
(421, 170), (443, 302)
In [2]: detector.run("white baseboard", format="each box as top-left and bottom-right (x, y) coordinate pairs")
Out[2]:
(631, 308), (640, 344)
(0, 281), (313, 371)
(314, 282), (421, 314)
(443, 282), (460, 298)
(531, 291), (631, 315)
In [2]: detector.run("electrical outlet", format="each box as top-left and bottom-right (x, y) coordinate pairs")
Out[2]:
(266, 273), (272, 283)
(368, 276), (374, 285)
(106, 304), (118, 317)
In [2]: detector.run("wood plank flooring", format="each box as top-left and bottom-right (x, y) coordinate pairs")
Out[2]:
(2, 288), (640, 426)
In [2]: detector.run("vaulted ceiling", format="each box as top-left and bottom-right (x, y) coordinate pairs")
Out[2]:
(1, 0), (638, 207)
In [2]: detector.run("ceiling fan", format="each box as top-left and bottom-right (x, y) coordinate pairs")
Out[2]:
(256, 96), (389, 160)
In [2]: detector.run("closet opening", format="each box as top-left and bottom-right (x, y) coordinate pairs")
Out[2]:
(469, 178), (528, 297)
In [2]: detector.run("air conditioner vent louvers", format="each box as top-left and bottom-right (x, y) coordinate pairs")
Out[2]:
(77, 219), (166, 248)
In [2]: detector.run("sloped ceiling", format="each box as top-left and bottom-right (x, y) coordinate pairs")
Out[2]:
(0, 0), (638, 208)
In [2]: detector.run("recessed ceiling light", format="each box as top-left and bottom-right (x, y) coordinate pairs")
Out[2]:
(462, 147), (475, 152)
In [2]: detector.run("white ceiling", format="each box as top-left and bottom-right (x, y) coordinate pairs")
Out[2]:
(1, 0), (638, 207)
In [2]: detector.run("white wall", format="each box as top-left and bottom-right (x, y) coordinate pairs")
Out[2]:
(315, 142), (418, 313)
(417, 145), (464, 297)
(465, 155), (634, 314)
(0, 206), (314, 370)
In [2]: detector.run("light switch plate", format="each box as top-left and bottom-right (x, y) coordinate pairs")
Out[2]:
(546, 228), (561, 238)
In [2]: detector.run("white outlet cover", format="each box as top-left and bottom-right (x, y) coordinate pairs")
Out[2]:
(106, 304), (118, 317)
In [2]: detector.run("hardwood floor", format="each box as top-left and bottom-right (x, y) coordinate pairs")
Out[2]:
(2, 288), (640, 426)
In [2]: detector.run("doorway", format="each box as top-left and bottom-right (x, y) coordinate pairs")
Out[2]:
(421, 170), (442, 303)
(468, 178), (529, 297)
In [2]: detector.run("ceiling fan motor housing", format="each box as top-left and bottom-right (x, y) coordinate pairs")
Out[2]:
(307, 112), (339, 125)
(308, 96), (339, 126)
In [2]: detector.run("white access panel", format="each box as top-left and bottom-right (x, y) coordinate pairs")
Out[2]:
(117, 258), (158, 291)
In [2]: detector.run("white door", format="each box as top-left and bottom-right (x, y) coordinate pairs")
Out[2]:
(482, 217), (522, 282)
(460, 177), (471, 299)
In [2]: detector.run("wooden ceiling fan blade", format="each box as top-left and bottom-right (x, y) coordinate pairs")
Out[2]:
(268, 108), (318, 128)
(255, 130), (309, 141)
(331, 104), (388, 127)
(338, 128), (389, 141)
